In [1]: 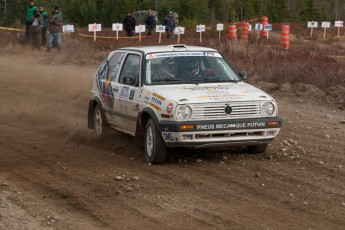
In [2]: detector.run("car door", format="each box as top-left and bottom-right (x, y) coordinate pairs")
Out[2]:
(111, 52), (142, 135)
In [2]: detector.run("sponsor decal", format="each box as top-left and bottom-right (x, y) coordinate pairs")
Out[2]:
(265, 130), (276, 136)
(162, 132), (174, 141)
(129, 90), (135, 100)
(152, 92), (165, 101)
(147, 52), (221, 59)
(166, 103), (173, 113)
(120, 86), (129, 98)
(151, 97), (162, 105)
(196, 122), (266, 130)
(144, 96), (150, 103)
(148, 102), (161, 111)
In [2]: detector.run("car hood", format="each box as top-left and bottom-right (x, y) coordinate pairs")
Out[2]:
(146, 82), (273, 104)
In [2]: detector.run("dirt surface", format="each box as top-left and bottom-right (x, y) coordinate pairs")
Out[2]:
(0, 49), (345, 230)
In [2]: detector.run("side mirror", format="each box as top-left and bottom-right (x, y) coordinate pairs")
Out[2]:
(238, 71), (248, 80)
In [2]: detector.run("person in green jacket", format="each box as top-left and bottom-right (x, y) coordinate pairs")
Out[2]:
(25, 0), (38, 40)
(39, 6), (48, 46)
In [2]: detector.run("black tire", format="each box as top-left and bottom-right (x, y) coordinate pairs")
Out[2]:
(144, 119), (168, 164)
(93, 104), (107, 136)
(247, 143), (268, 154)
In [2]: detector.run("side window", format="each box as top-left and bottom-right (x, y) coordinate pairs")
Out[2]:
(119, 54), (141, 86)
(109, 52), (126, 81)
(97, 59), (108, 80)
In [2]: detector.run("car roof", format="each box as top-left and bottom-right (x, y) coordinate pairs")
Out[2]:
(115, 44), (218, 55)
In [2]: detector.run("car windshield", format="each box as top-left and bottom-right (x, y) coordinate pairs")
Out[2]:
(145, 52), (241, 85)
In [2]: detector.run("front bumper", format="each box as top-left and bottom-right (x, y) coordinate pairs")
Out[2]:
(156, 117), (282, 148)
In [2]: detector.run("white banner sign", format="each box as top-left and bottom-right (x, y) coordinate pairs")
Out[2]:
(112, 23), (123, 31)
(335, 21), (344, 27)
(196, 25), (206, 32)
(63, 24), (74, 33)
(175, 26), (185, 35)
(307, 21), (318, 28)
(216, 23), (224, 31)
(156, 25), (166, 33)
(135, 25), (146, 33)
(249, 24), (252, 32)
(321, 22), (331, 28)
(88, 23), (102, 32)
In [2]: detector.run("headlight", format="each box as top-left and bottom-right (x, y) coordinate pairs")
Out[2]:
(262, 102), (274, 116)
(177, 106), (192, 120)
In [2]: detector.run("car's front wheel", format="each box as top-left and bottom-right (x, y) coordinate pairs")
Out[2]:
(247, 143), (268, 154)
(144, 119), (168, 164)
(93, 104), (107, 136)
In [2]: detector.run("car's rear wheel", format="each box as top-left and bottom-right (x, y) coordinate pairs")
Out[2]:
(144, 119), (168, 164)
(93, 104), (107, 136)
(247, 143), (268, 154)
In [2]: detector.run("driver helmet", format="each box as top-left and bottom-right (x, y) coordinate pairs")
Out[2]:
(182, 58), (200, 76)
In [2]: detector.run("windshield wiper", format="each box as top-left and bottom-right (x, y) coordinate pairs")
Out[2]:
(189, 77), (238, 83)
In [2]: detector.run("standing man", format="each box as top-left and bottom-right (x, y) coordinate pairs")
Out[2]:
(39, 6), (48, 46)
(25, 0), (38, 40)
(123, 12), (136, 37)
(164, 12), (175, 39)
(145, 9), (156, 36)
(29, 9), (42, 49)
(46, 11), (63, 52)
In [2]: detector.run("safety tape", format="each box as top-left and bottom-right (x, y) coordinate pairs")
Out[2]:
(0, 26), (24, 32)
(78, 33), (159, 39)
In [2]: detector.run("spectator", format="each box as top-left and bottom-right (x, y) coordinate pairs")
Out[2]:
(29, 9), (42, 49)
(164, 12), (175, 39)
(39, 6), (48, 46)
(46, 10), (63, 52)
(123, 12), (136, 37)
(145, 9), (156, 36)
(25, 0), (38, 40)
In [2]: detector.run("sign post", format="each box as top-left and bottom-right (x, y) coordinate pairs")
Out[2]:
(156, 25), (166, 44)
(196, 24), (206, 43)
(135, 24), (146, 43)
(112, 23), (123, 40)
(255, 23), (263, 40)
(321, 21), (331, 39)
(88, 23), (102, 42)
(307, 21), (318, 38)
(174, 26), (185, 44)
(216, 23), (224, 42)
(263, 23), (272, 39)
(334, 21), (344, 38)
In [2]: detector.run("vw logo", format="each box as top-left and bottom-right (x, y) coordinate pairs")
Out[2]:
(224, 105), (232, 114)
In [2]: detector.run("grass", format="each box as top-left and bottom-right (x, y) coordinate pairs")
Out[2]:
(0, 26), (344, 92)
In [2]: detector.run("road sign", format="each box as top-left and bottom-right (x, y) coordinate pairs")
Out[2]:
(335, 21), (344, 27)
(156, 25), (166, 33)
(255, 23), (263, 30)
(321, 22), (331, 28)
(88, 23), (101, 32)
(135, 25), (146, 33)
(264, 24), (272, 30)
(196, 25), (206, 32)
(307, 21), (318, 28)
(112, 23), (123, 31)
(175, 26), (185, 35)
(63, 25), (74, 33)
(216, 23), (224, 31)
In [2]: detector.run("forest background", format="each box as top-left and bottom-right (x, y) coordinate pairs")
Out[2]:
(0, 0), (345, 28)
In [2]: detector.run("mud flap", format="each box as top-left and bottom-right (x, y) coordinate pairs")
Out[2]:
(134, 116), (144, 150)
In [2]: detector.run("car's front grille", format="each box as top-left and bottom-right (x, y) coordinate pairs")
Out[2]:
(191, 102), (262, 120)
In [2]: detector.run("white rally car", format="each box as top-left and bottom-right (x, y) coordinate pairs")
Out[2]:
(88, 44), (282, 164)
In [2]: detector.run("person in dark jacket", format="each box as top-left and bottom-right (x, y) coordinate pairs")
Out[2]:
(39, 6), (48, 46)
(46, 11), (63, 52)
(123, 12), (136, 37)
(25, 0), (38, 40)
(29, 9), (43, 49)
(145, 9), (156, 36)
(164, 12), (176, 39)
